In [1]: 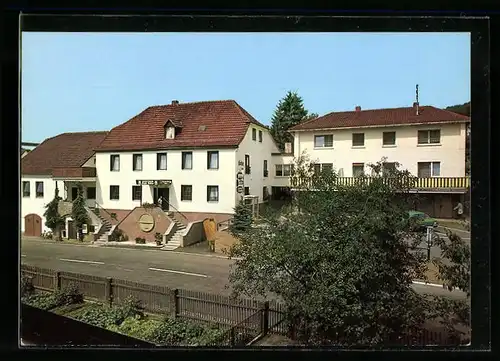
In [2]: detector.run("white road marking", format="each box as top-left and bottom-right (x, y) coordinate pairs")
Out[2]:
(148, 267), (209, 278)
(59, 258), (105, 265)
(412, 280), (445, 288)
(21, 254), (26, 257)
(436, 232), (470, 240)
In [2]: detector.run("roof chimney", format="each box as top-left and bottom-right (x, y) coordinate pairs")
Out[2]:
(171, 100), (179, 106)
(413, 102), (419, 115)
(355, 106), (361, 112)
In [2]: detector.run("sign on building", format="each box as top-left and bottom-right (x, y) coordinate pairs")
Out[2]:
(136, 180), (172, 186)
(236, 171), (244, 193)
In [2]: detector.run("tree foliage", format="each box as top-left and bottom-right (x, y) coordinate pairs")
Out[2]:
(270, 91), (315, 152)
(43, 186), (66, 241)
(428, 224), (471, 341)
(227, 154), (430, 345)
(71, 183), (89, 242)
(229, 199), (253, 236)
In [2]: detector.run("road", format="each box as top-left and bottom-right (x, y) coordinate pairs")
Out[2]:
(20, 238), (466, 300)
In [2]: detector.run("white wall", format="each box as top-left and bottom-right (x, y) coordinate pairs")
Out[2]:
(21, 175), (63, 233)
(81, 155), (97, 168)
(95, 149), (238, 214)
(235, 125), (281, 203)
(292, 123), (466, 177)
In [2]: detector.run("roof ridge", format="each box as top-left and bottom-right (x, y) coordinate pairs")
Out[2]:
(151, 99), (236, 108)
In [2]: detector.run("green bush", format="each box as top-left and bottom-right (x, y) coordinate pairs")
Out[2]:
(109, 228), (129, 242)
(21, 276), (35, 297)
(107, 317), (163, 341)
(22, 293), (59, 310)
(135, 237), (146, 244)
(149, 317), (206, 345)
(53, 283), (84, 306)
(73, 296), (144, 328)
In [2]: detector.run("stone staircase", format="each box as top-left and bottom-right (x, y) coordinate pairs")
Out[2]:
(91, 209), (113, 242)
(163, 213), (187, 251)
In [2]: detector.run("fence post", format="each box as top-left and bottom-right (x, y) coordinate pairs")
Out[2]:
(260, 301), (269, 336)
(54, 271), (61, 291)
(171, 289), (179, 318)
(105, 277), (113, 307)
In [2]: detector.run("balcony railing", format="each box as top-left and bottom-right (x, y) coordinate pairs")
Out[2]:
(52, 167), (96, 178)
(290, 176), (470, 190)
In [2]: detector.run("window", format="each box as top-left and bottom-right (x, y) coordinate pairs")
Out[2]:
(244, 187), (250, 195)
(157, 153), (167, 170)
(263, 186), (269, 201)
(110, 154), (120, 171)
(35, 182), (44, 198)
(352, 163), (365, 177)
(88, 225), (96, 233)
(314, 134), (333, 148)
(133, 154), (143, 171)
(252, 128), (257, 141)
(165, 126), (175, 139)
(245, 154), (251, 174)
(87, 187), (96, 200)
(110, 185), (120, 200)
(418, 129), (441, 145)
(207, 151), (219, 169)
(181, 185), (192, 201)
(383, 131), (396, 146)
(22, 181), (30, 197)
(352, 133), (365, 147)
(313, 163), (333, 174)
(275, 164), (292, 177)
(382, 162), (397, 175)
(132, 186), (142, 201)
(207, 186), (219, 202)
(182, 152), (193, 169)
(72, 187), (78, 200)
(263, 160), (268, 177)
(258, 130), (263, 143)
(418, 162), (441, 177)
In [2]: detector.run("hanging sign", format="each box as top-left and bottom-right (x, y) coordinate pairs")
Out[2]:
(136, 180), (172, 186)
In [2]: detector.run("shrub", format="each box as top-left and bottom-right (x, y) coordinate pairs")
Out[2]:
(22, 293), (59, 310)
(53, 283), (84, 306)
(107, 318), (162, 341)
(135, 237), (146, 244)
(109, 228), (129, 242)
(149, 317), (205, 345)
(21, 275), (35, 297)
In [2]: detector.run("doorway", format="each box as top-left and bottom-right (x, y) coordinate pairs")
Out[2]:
(153, 187), (170, 211)
(24, 214), (42, 237)
(67, 220), (77, 239)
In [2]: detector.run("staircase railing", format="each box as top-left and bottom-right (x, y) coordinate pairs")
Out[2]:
(93, 202), (115, 221)
(166, 201), (188, 221)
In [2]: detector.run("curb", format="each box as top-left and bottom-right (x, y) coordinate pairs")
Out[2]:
(412, 280), (445, 288)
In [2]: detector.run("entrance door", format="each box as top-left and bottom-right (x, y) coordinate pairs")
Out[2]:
(67, 220), (77, 239)
(24, 214), (42, 237)
(71, 187), (78, 201)
(154, 187), (170, 211)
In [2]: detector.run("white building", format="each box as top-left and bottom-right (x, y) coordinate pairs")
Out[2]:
(284, 102), (470, 218)
(21, 131), (108, 237)
(92, 100), (280, 223)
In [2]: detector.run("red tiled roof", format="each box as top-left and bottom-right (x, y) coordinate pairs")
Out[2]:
(21, 131), (109, 175)
(96, 100), (266, 152)
(289, 105), (470, 131)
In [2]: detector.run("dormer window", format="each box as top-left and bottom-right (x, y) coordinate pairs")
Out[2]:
(164, 118), (183, 139)
(165, 126), (175, 139)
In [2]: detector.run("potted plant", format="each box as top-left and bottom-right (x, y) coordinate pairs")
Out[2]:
(154, 232), (163, 246)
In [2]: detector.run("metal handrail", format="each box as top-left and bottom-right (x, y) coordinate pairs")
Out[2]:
(166, 201), (188, 221)
(94, 202), (115, 220)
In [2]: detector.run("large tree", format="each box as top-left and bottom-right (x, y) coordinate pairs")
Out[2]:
(43, 185), (66, 241)
(270, 91), (315, 152)
(227, 154), (430, 346)
(71, 183), (89, 242)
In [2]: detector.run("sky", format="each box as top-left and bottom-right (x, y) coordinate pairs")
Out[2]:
(21, 32), (470, 143)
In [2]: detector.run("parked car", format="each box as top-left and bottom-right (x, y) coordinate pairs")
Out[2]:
(408, 210), (438, 230)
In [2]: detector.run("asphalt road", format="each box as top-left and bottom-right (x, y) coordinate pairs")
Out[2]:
(20, 238), (466, 300)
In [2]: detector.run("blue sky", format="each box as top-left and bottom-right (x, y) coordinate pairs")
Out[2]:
(21, 32), (470, 143)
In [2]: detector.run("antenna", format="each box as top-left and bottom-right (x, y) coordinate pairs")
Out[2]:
(415, 84), (419, 115)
